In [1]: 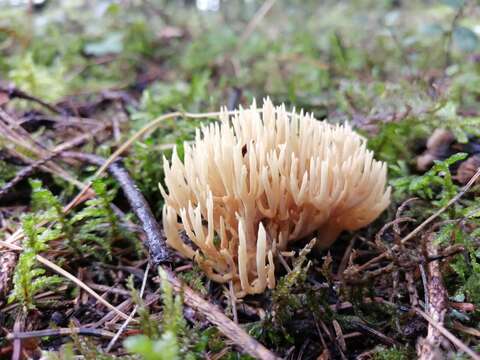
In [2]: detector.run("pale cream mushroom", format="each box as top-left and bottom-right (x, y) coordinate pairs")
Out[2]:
(161, 99), (390, 296)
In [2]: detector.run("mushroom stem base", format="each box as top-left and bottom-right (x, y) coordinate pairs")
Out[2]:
(316, 223), (343, 250)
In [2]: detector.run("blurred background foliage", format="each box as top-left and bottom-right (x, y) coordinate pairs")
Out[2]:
(1, 0), (479, 189)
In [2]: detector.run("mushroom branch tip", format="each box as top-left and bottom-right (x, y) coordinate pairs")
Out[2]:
(161, 99), (390, 296)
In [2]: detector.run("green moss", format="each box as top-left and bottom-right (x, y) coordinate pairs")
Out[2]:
(8, 214), (63, 310)
(373, 345), (414, 360)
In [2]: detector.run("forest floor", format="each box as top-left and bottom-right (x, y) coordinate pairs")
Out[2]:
(1, 1), (480, 359)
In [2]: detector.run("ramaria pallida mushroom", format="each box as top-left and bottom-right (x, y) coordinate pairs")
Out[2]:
(160, 99), (390, 296)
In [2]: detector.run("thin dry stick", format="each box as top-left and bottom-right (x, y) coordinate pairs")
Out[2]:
(419, 263), (429, 311)
(415, 308), (480, 360)
(105, 263), (150, 351)
(0, 240), (130, 321)
(350, 319), (399, 347)
(85, 283), (131, 297)
(0, 152), (60, 200)
(7, 327), (115, 340)
(354, 167), (480, 274)
(0, 110), (85, 190)
(238, 0), (277, 48)
(90, 299), (133, 329)
(453, 321), (480, 338)
(63, 151), (170, 263)
(1, 125), (102, 245)
(337, 236), (356, 279)
(0, 85), (61, 114)
(0, 111), (104, 203)
(405, 271), (419, 308)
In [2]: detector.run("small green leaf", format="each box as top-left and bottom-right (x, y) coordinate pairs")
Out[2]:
(124, 332), (180, 360)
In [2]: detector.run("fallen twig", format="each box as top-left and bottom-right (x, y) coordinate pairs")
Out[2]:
(453, 321), (480, 338)
(85, 283), (131, 297)
(7, 327), (115, 340)
(415, 308), (480, 360)
(163, 268), (278, 360)
(1, 123), (105, 199)
(62, 151), (170, 264)
(0, 152), (59, 200)
(0, 84), (62, 114)
(350, 320), (399, 347)
(237, 0), (277, 48)
(0, 110), (85, 191)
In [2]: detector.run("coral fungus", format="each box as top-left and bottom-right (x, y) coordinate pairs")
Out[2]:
(161, 99), (390, 296)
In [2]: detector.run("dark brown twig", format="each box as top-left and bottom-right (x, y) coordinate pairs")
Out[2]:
(0, 152), (59, 200)
(62, 151), (170, 264)
(227, 87), (242, 111)
(0, 123), (105, 201)
(61, 151), (279, 360)
(351, 320), (400, 347)
(0, 84), (61, 114)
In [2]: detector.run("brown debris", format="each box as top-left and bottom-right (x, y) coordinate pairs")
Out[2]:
(417, 129), (455, 172)
(455, 155), (480, 185)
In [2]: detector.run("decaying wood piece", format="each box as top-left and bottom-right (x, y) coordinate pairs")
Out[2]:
(416, 233), (480, 359)
(417, 233), (448, 360)
(416, 308), (480, 360)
